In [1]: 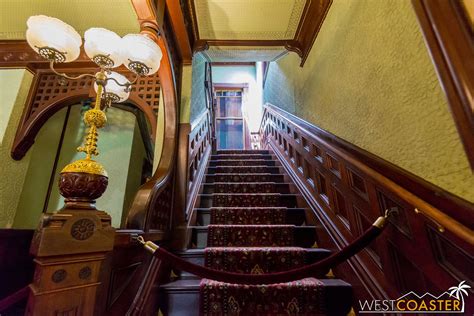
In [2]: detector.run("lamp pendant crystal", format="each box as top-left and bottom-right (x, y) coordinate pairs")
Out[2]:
(26, 15), (82, 63)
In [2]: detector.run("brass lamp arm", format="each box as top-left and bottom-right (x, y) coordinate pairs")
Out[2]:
(105, 72), (139, 91)
(49, 60), (96, 81)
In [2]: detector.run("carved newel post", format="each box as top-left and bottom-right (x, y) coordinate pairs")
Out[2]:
(22, 14), (164, 314)
(26, 73), (115, 316)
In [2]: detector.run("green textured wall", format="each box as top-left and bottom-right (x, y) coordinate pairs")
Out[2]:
(189, 53), (208, 124)
(123, 121), (146, 225)
(264, 0), (474, 202)
(0, 69), (33, 227)
(153, 87), (164, 172)
(47, 106), (138, 227)
(180, 64), (193, 124)
(14, 108), (67, 228)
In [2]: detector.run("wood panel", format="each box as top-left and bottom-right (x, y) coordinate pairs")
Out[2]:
(412, 0), (474, 169)
(259, 103), (474, 311)
(11, 67), (160, 160)
(175, 109), (213, 249)
(0, 229), (34, 313)
(182, 0), (332, 66)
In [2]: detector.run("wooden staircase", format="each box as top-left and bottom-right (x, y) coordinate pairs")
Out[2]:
(158, 149), (353, 315)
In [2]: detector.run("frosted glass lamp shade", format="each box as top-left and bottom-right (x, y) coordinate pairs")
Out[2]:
(26, 15), (81, 63)
(95, 71), (130, 103)
(123, 34), (162, 76)
(85, 28), (124, 68)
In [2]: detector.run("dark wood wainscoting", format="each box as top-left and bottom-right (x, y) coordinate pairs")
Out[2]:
(186, 111), (213, 217)
(0, 229), (34, 310)
(259, 103), (474, 310)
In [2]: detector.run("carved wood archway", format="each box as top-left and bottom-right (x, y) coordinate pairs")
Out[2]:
(11, 68), (160, 160)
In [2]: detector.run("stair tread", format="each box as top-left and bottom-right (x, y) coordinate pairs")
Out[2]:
(195, 207), (305, 211)
(208, 166), (281, 169)
(216, 150), (270, 154)
(175, 246), (331, 257)
(211, 159), (273, 162)
(161, 278), (351, 290)
(175, 247), (330, 255)
(192, 225), (315, 230)
(199, 193), (299, 196)
(205, 181), (291, 184)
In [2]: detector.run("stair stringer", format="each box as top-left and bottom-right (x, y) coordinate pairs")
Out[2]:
(263, 139), (389, 303)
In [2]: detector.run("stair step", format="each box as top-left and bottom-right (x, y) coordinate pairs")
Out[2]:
(196, 207), (306, 226)
(211, 154), (273, 160)
(197, 193), (299, 208)
(191, 226), (317, 248)
(209, 159), (277, 166)
(205, 173), (286, 183)
(159, 278), (352, 316)
(216, 149), (270, 155)
(202, 182), (293, 194)
(175, 247), (331, 273)
(207, 166), (283, 174)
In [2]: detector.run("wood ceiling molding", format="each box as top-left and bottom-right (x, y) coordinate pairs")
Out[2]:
(205, 46), (288, 62)
(165, 0), (193, 64)
(0, 40), (93, 71)
(290, 0), (333, 66)
(184, 0), (332, 66)
(412, 0), (474, 170)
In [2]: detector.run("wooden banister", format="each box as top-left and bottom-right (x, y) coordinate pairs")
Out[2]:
(259, 102), (474, 305)
(262, 105), (473, 244)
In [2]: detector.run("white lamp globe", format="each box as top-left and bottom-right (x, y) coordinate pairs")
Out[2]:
(94, 71), (130, 103)
(122, 34), (162, 76)
(26, 15), (81, 63)
(84, 28), (124, 68)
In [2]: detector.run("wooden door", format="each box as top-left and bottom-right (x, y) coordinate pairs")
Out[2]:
(215, 89), (244, 149)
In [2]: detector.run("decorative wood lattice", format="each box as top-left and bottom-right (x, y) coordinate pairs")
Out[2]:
(12, 69), (160, 160)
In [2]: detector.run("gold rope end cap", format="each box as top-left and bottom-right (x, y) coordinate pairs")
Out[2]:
(61, 158), (108, 177)
(373, 216), (387, 229)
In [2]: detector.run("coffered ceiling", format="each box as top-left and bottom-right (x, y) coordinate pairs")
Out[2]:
(0, 0), (140, 40)
(195, 0), (306, 40)
(205, 46), (288, 62)
(185, 0), (332, 64)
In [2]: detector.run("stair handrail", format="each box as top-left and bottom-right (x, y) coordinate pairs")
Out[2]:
(0, 286), (29, 313)
(260, 103), (474, 245)
(133, 210), (393, 285)
(125, 16), (179, 233)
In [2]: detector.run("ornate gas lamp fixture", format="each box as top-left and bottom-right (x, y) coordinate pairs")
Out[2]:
(26, 15), (162, 206)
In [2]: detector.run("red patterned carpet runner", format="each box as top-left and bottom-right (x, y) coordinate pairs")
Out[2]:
(200, 278), (325, 316)
(207, 225), (294, 247)
(210, 207), (286, 225)
(213, 166), (276, 173)
(200, 150), (325, 315)
(213, 194), (281, 207)
(214, 182), (278, 193)
(213, 160), (271, 166)
(213, 174), (281, 183)
(205, 247), (306, 273)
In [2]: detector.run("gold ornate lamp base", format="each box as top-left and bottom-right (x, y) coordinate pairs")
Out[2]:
(57, 75), (110, 209)
(59, 158), (108, 209)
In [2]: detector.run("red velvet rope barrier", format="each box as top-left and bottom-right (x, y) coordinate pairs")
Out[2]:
(0, 285), (29, 312)
(146, 222), (385, 285)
